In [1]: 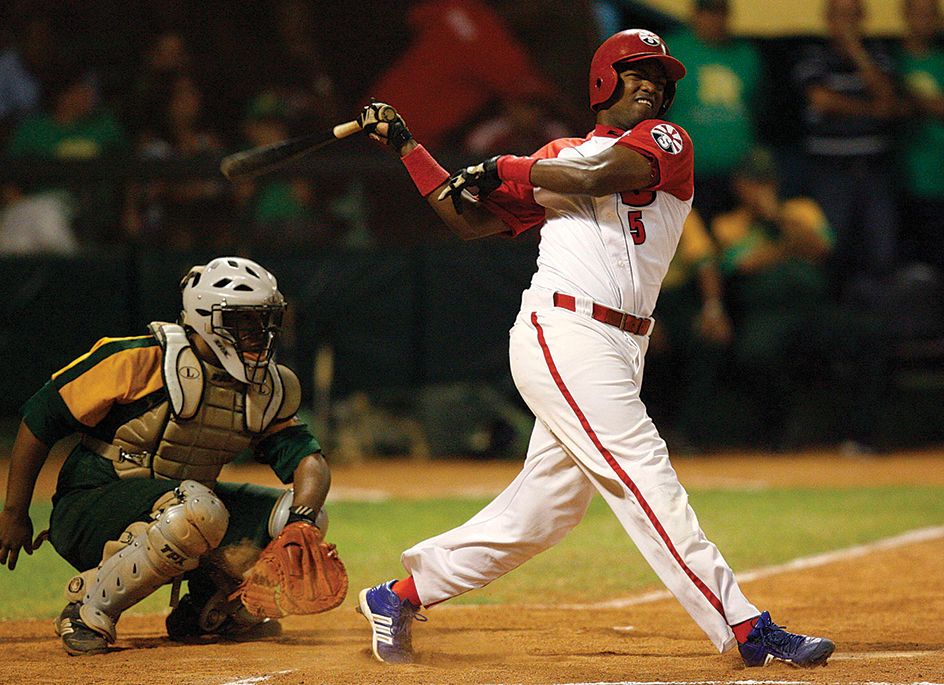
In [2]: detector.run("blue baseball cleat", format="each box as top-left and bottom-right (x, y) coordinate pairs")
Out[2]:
(739, 611), (835, 668)
(357, 580), (426, 664)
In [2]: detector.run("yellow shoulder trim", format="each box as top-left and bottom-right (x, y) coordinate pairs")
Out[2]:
(53, 335), (154, 380)
(56, 339), (165, 427)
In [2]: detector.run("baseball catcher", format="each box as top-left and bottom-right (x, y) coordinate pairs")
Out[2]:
(0, 256), (346, 655)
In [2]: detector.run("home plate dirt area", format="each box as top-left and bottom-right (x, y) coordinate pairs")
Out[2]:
(3, 451), (943, 685)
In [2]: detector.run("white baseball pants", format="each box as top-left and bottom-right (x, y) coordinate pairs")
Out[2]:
(402, 288), (758, 653)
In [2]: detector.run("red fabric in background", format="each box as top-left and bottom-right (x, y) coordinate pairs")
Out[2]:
(368, 0), (557, 151)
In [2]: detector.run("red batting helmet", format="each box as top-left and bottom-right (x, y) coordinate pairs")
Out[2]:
(589, 29), (686, 117)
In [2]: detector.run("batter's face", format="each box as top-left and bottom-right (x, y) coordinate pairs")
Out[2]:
(599, 59), (667, 130)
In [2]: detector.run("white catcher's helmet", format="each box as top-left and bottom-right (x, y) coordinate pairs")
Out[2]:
(180, 257), (286, 385)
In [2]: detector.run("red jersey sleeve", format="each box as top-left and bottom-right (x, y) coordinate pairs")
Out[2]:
(614, 120), (693, 202)
(479, 136), (587, 236)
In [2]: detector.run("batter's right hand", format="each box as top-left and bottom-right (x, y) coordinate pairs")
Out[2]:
(438, 156), (502, 214)
(358, 99), (414, 154)
(0, 508), (35, 571)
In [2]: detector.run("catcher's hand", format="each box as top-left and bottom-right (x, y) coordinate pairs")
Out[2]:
(438, 156), (502, 214)
(233, 521), (348, 619)
(358, 99), (414, 153)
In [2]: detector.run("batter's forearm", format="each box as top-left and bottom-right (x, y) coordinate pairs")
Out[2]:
(398, 139), (419, 158)
(428, 192), (509, 240)
(2, 422), (51, 515)
(529, 145), (655, 196)
(398, 143), (507, 239)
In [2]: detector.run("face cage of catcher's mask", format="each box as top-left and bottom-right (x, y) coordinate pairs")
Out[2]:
(211, 304), (285, 384)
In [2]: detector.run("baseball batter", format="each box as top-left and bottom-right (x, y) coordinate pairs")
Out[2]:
(355, 29), (835, 668)
(0, 257), (346, 656)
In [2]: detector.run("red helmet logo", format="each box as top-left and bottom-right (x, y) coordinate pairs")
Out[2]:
(589, 29), (686, 117)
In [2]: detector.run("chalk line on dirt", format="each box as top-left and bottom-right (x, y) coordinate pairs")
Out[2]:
(545, 525), (944, 610)
(218, 670), (294, 685)
(829, 651), (942, 660)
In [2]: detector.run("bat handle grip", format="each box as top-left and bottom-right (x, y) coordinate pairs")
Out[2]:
(333, 120), (363, 139)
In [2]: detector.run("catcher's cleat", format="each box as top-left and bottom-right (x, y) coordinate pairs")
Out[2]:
(166, 592), (282, 642)
(54, 602), (109, 656)
(218, 605), (282, 642)
(357, 580), (426, 664)
(739, 611), (835, 668)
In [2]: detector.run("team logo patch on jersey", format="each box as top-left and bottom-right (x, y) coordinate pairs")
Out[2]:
(639, 31), (661, 47)
(651, 124), (684, 154)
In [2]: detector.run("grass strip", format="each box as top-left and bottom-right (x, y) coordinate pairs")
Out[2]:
(2, 486), (942, 620)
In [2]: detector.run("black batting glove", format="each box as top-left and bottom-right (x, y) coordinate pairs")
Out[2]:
(438, 156), (502, 214)
(358, 99), (414, 154)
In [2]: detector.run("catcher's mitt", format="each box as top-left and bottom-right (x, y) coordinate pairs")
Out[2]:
(233, 521), (348, 619)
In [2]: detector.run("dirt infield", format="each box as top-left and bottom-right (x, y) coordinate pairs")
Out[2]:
(3, 450), (944, 685)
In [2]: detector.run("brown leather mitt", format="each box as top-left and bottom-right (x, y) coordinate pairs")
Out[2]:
(234, 522), (348, 618)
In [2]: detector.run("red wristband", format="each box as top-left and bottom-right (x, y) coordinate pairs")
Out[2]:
(497, 155), (538, 187)
(401, 145), (450, 197)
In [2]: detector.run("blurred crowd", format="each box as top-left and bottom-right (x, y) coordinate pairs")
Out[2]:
(639, 0), (944, 453)
(0, 0), (588, 253)
(2, 0), (941, 261)
(1, 0), (943, 453)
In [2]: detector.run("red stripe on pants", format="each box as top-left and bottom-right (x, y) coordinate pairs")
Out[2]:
(531, 312), (726, 619)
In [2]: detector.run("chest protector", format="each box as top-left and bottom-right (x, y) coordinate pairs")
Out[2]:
(83, 322), (300, 486)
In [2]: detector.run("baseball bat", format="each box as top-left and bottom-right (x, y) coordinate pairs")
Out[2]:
(220, 120), (363, 180)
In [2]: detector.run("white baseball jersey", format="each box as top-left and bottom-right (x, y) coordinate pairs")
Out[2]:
(401, 120), (759, 654)
(481, 121), (695, 318)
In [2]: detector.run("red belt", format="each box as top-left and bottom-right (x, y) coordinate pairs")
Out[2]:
(552, 292), (652, 336)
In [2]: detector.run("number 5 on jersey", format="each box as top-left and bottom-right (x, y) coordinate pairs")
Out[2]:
(627, 210), (646, 244)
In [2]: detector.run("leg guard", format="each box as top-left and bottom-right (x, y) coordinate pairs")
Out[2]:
(267, 487), (329, 537)
(64, 522), (151, 604)
(78, 480), (229, 642)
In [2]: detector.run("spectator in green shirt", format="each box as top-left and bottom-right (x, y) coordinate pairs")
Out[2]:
(5, 65), (129, 246)
(232, 90), (346, 252)
(665, 0), (764, 224)
(897, 0), (944, 271)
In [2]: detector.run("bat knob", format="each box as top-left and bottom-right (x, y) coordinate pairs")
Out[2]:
(380, 106), (398, 122)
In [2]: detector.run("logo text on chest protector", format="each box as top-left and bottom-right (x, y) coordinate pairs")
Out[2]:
(651, 124), (683, 154)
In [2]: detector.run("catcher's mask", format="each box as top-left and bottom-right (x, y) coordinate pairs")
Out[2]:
(589, 29), (686, 117)
(180, 257), (286, 385)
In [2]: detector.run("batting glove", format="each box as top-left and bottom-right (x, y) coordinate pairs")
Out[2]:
(359, 99), (414, 154)
(438, 156), (502, 214)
